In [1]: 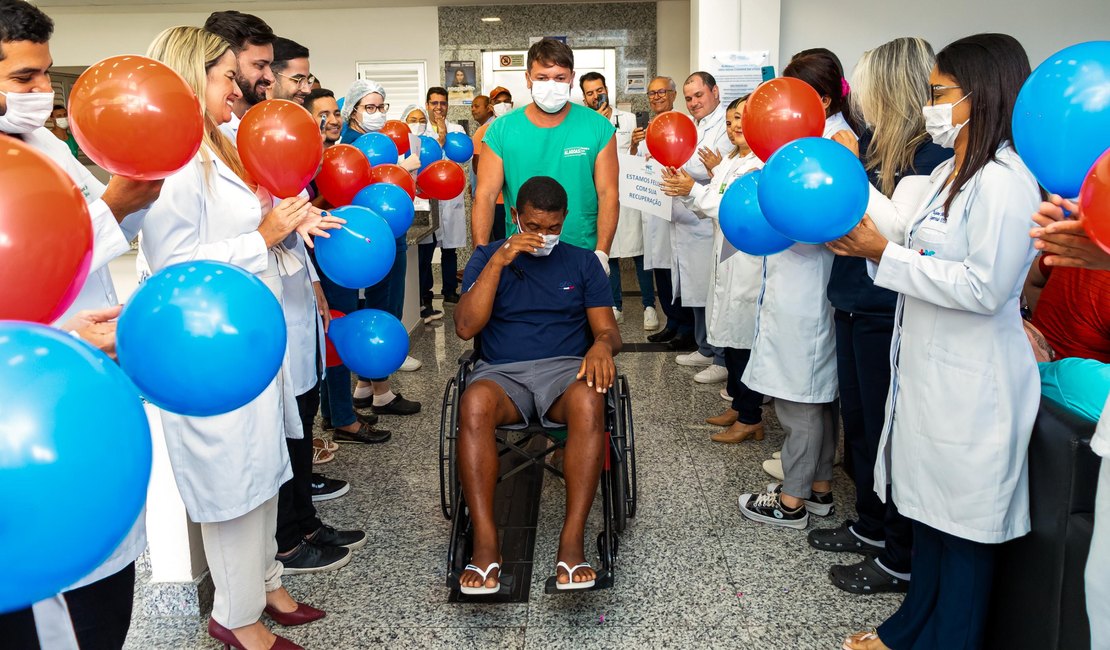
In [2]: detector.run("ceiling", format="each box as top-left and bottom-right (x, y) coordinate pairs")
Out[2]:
(36, 0), (645, 9)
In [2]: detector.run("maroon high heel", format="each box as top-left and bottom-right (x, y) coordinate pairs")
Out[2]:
(207, 617), (304, 650)
(264, 601), (326, 626)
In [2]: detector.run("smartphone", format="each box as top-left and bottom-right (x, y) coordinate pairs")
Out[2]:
(319, 116), (327, 132)
(596, 92), (608, 111)
(635, 111), (649, 129)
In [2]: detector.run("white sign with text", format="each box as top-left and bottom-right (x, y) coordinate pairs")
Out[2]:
(618, 154), (673, 220)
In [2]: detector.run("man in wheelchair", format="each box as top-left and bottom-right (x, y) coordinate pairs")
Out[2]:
(453, 175), (622, 594)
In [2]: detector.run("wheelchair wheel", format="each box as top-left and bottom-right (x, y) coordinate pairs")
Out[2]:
(439, 375), (460, 520)
(619, 374), (638, 519)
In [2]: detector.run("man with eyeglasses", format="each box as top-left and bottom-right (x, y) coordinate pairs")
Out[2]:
(269, 36), (313, 105)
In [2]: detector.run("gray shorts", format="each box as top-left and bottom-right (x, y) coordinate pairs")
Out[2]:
(468, 356), (584, 429)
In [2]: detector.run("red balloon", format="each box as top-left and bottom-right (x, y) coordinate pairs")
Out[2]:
(0, 140), (93, 323)
(317, 145), (372, 206)
(238, 99), (323, 198)
(370, 164), (416, 200)
(646, 112), (697, 168)
(69, 55), (203, 180)
(324, 310), (346, 368)
(742, 77), (826, 161)
(380, 121), (412, 156)
(1080, 147), (1110, 254)
(417, 161), (466, 201)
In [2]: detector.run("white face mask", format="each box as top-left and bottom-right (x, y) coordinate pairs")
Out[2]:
(492, 102), (513, 117)
(0, 90), (56, 134)
(54, 117), (69, 130)
(922, 93), (970, 149)
(359, 111), (387, 132)
(530, 80), (571, 114)
(515, 220), (560, 256)
(408, 122), (426, 135)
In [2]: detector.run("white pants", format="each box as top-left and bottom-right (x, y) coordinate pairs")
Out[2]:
(1088, 460), (1110, 650)
(201, 495), (283, 629)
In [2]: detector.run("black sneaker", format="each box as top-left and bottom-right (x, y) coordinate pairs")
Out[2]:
(647, 327), (677, 343)
(442, 292), (460, 304)
(766, 482), (835, 517)
(421, 305), (444, 323)
(307, 524), (367, 550)
(322, 412), (378, 430)
(332, 422), (391, 444)
(666, 333), (697, 351)
(278, 540), (351, 575)
(738, 490), (808, 529)
(808, 520), (884, 554)
(311, 474), (350, 501)
(372, 393), (421, 416)
(829, 556), (910, 594)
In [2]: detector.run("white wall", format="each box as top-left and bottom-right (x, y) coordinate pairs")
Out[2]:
(45, 5), (439, 101)
(656, 0), (690, 109)
(780, 0), (1110, 77)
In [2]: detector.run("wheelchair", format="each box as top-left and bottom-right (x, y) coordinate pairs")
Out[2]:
(439, 348), (638, 597)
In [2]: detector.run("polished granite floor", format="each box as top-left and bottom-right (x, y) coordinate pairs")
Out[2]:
(122, 299), (904, 650)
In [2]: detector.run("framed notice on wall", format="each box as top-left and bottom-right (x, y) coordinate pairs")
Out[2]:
(445, 60), (476, 105)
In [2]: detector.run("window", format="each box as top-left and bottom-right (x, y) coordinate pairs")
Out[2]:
(355, 60), (427, 121)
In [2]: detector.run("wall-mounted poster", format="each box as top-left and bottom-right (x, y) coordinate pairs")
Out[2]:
(445, 60), (476, 105)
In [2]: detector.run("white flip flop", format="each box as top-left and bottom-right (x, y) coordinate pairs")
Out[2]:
(554, 561), (596, 591)
(842, 632), (877, 650)
(459, 561), (501, 595)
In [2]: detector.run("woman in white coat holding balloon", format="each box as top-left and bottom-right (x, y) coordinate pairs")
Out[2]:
(838, 34), (1041, 650)
(140, 27), (335, 650)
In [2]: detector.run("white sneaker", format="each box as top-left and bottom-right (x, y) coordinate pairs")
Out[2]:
(676, 351), (714, 367)
(643, 306), (660, 330)
(762, 458), (784, 481)
(694, 364), (728, 384)
(399, 355), (422, 372)
(720, 388), (733, 401)
(772, 451), (781, 460)
(613, 307), (624, 324)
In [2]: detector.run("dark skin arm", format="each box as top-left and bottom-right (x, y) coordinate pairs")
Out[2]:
(578, 306), (622, 392)
(454, 232), (545, 339)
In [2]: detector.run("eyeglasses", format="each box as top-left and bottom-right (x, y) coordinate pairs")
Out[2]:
(647, 89), (675, 98)
(929, 84), (962, 105)
(359, 102), (390, 114)
(277, 72), (317, 89)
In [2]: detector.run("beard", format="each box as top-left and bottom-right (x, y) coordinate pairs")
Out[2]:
(236, 75), (269, 106)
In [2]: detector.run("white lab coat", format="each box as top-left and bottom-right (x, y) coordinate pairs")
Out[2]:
(873, 145), (1041, 544)
(741, 113), (855, 403)
(20, 128), (150, 592)
(433, 121), (468, 249)
(609, 107), (644, 258)
(138, 148), (300, 523)
(669, 103), (731, 307)
(681, 151), (764, 349)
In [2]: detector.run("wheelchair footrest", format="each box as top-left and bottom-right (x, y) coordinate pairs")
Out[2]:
(543, 570), (613, 594)
(447, 571), (518, 602)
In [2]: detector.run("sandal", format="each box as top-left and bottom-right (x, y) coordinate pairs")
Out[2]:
(829, 556), (909, 594)
(313, 437), (339, 453)
(843, 631), (877, 650)
(459, 561), (501, 595)
(554, 561), (595, 591)
(312, 445), (335, 465)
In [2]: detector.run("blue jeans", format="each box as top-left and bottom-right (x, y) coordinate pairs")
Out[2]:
(608, 255), (655, 311)
(692, 306), (724, 364)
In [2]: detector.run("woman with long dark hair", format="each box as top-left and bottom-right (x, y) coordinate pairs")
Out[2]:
(833, 33), (1041, 649)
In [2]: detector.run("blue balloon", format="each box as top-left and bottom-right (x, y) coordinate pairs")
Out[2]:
(117, 261), (287, 417)
(352, 131), (399, 167)
(329, 309), (409, 378)
(418, 135), (444, 171)
(1013, 41), (1110, 198)
(314, 205), (396, 289)
(719, 170), (794, 256)
(336, 96), (345, 111)
(0, 323), (150, 613)
(758, 137), (869, 244)
(443, 131), (475, 163)
(352, 183), (415, 238)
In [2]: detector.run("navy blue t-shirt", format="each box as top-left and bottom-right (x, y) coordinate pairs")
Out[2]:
(462, 240), (613, 364)
(826, 134), (953, 316)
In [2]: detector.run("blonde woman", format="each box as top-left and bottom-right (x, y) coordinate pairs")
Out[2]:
(140, 26), (336, 650)
(812, 37), (953, 597)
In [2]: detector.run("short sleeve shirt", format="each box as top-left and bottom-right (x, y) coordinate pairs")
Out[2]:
(483, 104), (615, 250)
(462, 240), (613, 364)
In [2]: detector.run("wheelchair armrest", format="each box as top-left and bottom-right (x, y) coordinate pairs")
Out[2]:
(457, 349), (478, 365)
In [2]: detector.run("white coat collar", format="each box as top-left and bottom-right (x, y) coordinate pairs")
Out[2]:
(696, 102), (726, 132)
